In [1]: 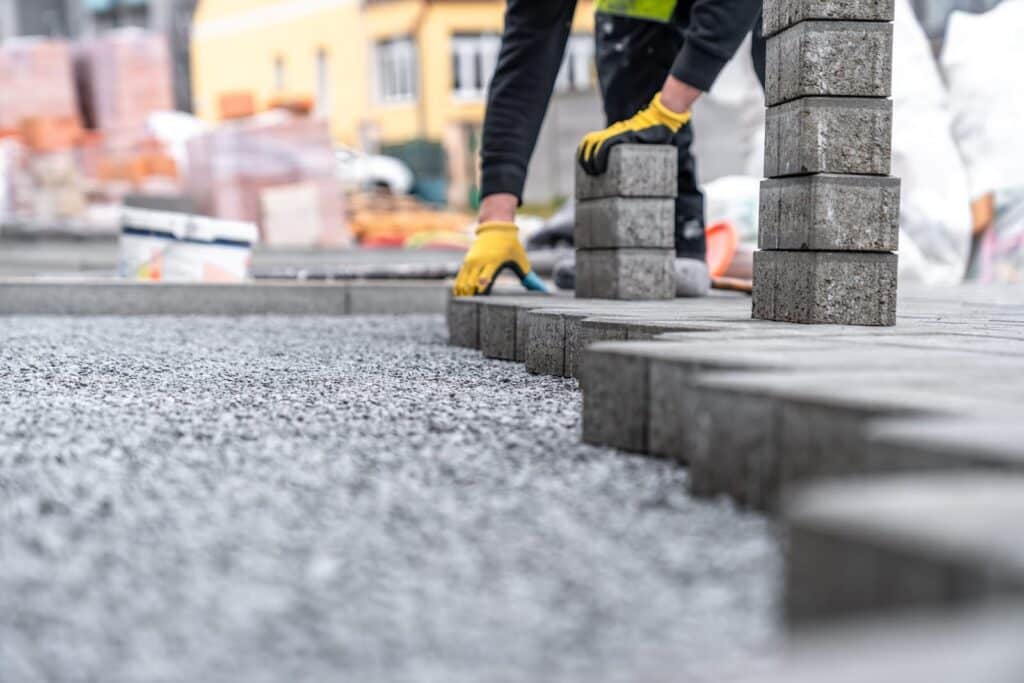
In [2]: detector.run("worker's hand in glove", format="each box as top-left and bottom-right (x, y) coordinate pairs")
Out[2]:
(453, 221), (547, 296)
(577, 92), (692, 176)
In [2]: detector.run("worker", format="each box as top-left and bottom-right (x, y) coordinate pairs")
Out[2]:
(453, 0), (765, 297)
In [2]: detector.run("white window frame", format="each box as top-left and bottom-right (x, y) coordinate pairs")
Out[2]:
(451, 33), (500, 101)
(375, 37), (417, 105)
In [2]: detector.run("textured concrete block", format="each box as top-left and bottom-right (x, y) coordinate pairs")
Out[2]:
(785, 473), (1024, 624)
(576, 249), (676, 301)
(766, 21), (893, 105)
(759, 175), (901, 251)
(575, 197), (674, 249)
(524, 309), (567, 376)
(580, 344), (650, 453)
(566, 318), (628, 379)
(763, 0), (895, 37)
(765, 97), (892, 177)
(575, 145), (677, 200)
(447, 297), (480, 348)
(479, 302), (519, 361)
(753, 250), (898, 326)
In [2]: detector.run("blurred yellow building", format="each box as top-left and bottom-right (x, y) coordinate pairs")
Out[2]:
(191, 0), (596, 149)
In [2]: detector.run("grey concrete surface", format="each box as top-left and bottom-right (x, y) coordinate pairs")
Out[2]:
(0, 279), (449, 316)
(764, 97), (893, 177)
(0, 315), (780, 683)
(765, 22), (893, 105)
(763, 0), (896, 37)
(575, 145), (677, 201)
(758, 175), (901, 252)
(574, 198), (675, 250)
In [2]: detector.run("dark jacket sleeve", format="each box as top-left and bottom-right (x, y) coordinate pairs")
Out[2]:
(672, 0), (763, 92)
(480, 0), (578, 202)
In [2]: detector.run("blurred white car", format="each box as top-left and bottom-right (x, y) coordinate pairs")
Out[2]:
(335, 148), (414, 195)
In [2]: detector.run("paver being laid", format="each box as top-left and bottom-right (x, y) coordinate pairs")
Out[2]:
(785, 473), (1024, 624)
(0, 315), (780, 682)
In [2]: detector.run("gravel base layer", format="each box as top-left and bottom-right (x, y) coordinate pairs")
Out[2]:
(0, 316), (780, 683)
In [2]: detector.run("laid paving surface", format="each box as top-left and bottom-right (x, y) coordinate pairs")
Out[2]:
(0, 315), (779, 683)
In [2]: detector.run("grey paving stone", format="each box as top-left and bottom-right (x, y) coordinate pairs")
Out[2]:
(524, 309), (568, 376)
(348, 282), (449, 314)
(766, 21), (893, 105)
(753, 251), (898, 326)
(576, 248), (676, 301)
(868, 417), (1024, 473)
(447, 297), (480, 349)
(765, 97), (893, 177)
(736, 604), (1024, 683)
(479, 302), (519, 361)
(566, 318), (629, 379)
(763, 0), (896, 37)
(580, 344), (650, 453)
(575, 144), (677, 200)
(574, 197), (675, 249)
(759, 175), (901, 252)
(785, 473), (1024, 624)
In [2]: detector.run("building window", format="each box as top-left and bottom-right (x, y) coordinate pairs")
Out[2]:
(375, 37), (417, 104)
(451, 34), (500, 100)
(274, 55), (286, 92)
(555, 34), (594, 93)
(315, 48), (330, 117)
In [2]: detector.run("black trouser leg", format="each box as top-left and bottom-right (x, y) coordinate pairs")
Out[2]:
(594, 11), (706, 261)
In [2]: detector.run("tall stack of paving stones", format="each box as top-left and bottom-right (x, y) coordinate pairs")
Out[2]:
(755, 0), (900, 326)
(574, 145), (678, 300)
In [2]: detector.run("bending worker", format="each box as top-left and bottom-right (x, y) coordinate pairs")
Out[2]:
(453, 0), (765, 297)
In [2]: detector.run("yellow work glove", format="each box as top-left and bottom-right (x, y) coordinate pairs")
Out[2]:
(453, 221), (547, 296)
(577, 92), (692, 176)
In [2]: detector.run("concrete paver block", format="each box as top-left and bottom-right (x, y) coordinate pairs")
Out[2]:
(759, 175), (901, 251)
(575, 197), (675, 249)
(763, 0), (895, 37)
(753, 250), (898, 326)
(524, 309), (567, 376)
(479, 302), (519, 361)
(576, 249), (676, 301)
(580, 345), (649, 453)
(785, 473), (1024, 624)
(566, 318), (629, 379)
(575, 145), (678, 200)
(765, 97), (892, 177)
(447, 297), (480, 349)
(766, 21), (893, 105)
(349, 283), (449, 314)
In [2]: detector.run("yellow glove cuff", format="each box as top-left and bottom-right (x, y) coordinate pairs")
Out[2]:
(651, 93), (693, 131)
(475, 221), (518, 236)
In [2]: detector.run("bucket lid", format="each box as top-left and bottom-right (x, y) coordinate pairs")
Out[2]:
(188, 216), (259, 245)
(121, 207), (189, 237)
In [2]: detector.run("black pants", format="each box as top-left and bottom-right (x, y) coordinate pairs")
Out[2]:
(595, 10), (766, 260)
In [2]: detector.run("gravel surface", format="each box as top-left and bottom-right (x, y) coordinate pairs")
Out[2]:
(0, 316), (780, 683)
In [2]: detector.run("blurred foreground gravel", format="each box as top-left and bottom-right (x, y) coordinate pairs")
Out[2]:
(0, 316), (780, 683)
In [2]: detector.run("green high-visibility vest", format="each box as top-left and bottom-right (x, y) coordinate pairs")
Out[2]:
(595, 0), (678, 23)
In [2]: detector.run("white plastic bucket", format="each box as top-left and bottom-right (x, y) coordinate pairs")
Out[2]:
(119, 207), (187, 280)
(162, 216), (259, 283)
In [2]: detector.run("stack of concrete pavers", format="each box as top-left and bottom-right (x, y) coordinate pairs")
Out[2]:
(574, 145), (678, 300)
(755, 0), (900, 325)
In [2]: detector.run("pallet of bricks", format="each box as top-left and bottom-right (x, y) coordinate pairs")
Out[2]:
(755, 0), (900, 326)
(185, 114), (348, 247)
(0, 38), (86, 221)
(75, 29), (179, 200)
